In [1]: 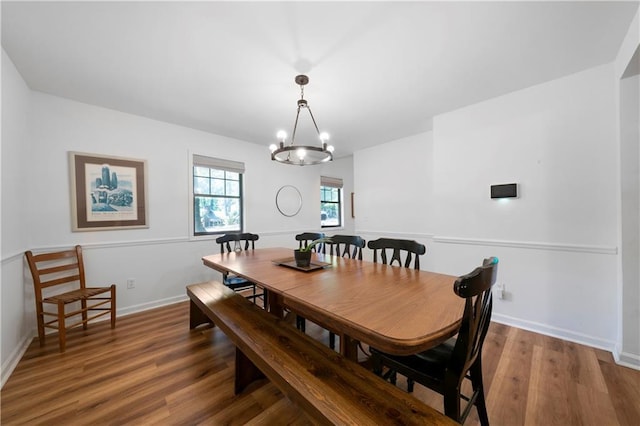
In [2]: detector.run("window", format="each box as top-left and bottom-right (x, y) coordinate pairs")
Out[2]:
(320, 176), (343, 228)
(193, 155), (244, 236)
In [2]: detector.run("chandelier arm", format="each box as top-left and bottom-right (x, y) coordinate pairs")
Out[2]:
(306, 106), (322, 137)
(291, 105), (302, 144)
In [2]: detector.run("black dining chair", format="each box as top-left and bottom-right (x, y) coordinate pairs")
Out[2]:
(326, 234), (366, 260)
(295, 232), (326, 254)
(367, 237), (426, 269)
(370, 257), (499, 426)
(215, 233), (266, 309)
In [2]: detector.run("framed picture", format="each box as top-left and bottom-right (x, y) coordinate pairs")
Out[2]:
(351, 192), (355, 218)
(69, 152), (148, 231)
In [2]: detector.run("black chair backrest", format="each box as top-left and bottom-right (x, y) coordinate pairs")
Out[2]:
(450, 257), (498, 378)
(327, 235), (366, 260)
(216, 233), (259, 254)
(295, 232), (326, 254)
(367, 238), (426, 269)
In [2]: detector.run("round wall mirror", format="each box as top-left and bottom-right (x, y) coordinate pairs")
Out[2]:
(276, 185), (302, 217)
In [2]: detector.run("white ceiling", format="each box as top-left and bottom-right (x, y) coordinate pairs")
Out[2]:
(2, 1), (638, 158)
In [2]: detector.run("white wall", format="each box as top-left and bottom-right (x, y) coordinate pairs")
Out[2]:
(1, 50), (32, 385)
(619, 73), (640, 365)
(615, 7), (640, 368)
(0, 50), (354, 384)
(433, 65), (617, 247)
(355, 132), (433, 237)
(354, 64), (620, 352)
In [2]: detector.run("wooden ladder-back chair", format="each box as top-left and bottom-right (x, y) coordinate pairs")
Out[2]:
(295, 232), (326, 254)
(367, 238), (426, 269)
(24, 245), (116, 353)
(371, 257), (499, 426)
(326, 234), (366, 260)
(216, 233), (266, 308)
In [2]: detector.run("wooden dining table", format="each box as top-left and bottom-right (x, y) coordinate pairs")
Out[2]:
(202, 247), (465, 362)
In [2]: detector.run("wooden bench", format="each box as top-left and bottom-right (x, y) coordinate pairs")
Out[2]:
(187, 281), (458, 425)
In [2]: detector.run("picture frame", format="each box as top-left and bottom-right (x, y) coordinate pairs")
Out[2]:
(69, 152), (148, 231)
(351, 192), (355, 218)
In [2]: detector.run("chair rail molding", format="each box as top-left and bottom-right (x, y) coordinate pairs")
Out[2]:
(433, 236), (617, 255)
(3, 237), (191, 263)
(356, 230), (434, 240)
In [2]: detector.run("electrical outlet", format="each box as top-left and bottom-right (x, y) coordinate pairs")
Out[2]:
(127, 279), (135, 289)
(495, 283), (505, 300)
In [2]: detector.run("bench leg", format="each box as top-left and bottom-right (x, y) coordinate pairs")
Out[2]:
(234, 348), (265, 394)
(189, 299), (214, 329)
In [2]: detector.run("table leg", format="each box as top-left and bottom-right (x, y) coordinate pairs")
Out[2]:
(268, 292), (285, 318)
(341, 335), (359, 362)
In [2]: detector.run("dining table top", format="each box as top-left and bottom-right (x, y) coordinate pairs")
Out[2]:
(202, 247), (465, 357)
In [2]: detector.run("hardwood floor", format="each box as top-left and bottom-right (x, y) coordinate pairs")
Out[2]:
(2, 301), (638, 425)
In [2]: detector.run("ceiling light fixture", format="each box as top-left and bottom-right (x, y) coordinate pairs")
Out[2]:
(269, 75), (334, 166)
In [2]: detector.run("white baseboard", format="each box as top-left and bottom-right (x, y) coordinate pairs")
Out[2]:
(614, 350), (640, 370)
(117, 294), (189, 317)
(1, 334), (33, 388)
(491, 313), (618, 354)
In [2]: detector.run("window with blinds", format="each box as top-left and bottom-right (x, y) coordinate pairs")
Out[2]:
(192, 155), (244, 235)
(320, 176), (343, 228)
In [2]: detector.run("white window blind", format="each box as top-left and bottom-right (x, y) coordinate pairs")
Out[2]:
(320, 176), (343, 188)
(193, 155), (245, 174)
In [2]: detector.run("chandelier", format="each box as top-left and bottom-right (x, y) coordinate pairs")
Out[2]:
(269, 75), (334, 166)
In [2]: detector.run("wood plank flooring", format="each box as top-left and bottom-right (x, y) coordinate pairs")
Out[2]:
(2, 301), (638, 425)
